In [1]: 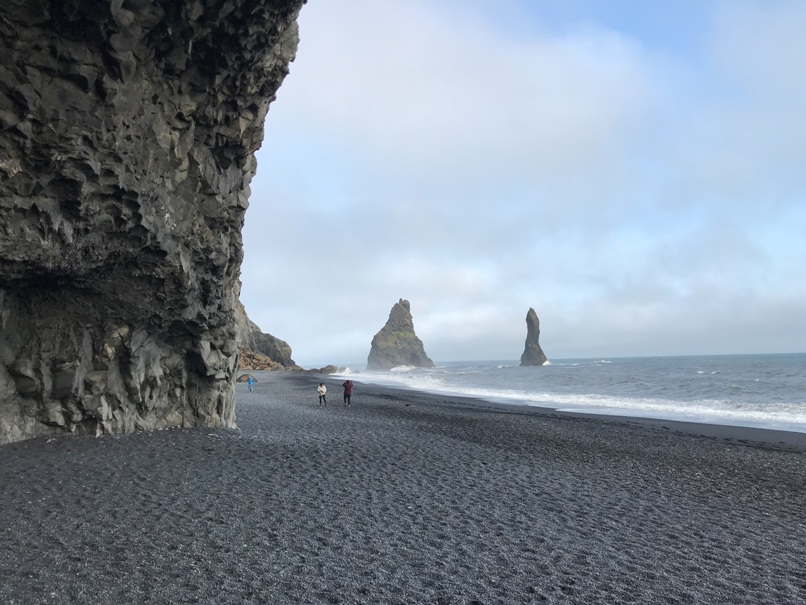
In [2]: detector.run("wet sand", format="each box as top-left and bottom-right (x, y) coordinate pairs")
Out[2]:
(1, 371), (805, 604)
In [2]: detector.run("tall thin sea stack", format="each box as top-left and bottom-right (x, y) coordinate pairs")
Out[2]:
(520, 307), (548, 366)
(367, 299), (434, 370)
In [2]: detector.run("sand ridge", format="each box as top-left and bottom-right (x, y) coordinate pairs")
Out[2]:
(1, 371), (805, 604)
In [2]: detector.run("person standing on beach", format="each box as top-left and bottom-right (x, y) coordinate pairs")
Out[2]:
(342, 380), (353, 407)
(317, 383), (327, 407)
(247, 375), (253, 392)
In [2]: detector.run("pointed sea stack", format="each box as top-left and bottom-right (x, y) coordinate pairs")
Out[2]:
(367, 299), (435, 370)
(520, 307), (548, 366)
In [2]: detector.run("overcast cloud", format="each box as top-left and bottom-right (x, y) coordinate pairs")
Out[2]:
(240, 0), (806, 367)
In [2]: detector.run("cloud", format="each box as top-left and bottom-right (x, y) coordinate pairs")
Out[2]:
(242, 0), (806, 366)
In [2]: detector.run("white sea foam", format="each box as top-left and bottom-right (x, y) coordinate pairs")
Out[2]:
(338, 355), (806, 434)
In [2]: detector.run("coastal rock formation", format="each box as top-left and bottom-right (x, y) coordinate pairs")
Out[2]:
(0, 0), (305, 444)
(367, 299), (434, 370)
(308, 365), (346, 375)
(520, 307), (548, 366)
(238, 349), (283, 372)
(246, 327), (295, 367)
(235, 301), (297, 368)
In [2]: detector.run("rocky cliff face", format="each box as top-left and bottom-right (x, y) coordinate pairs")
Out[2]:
(367, 299), (434, 370)
(242, 318), (296, 368)
(0, 0), (305, 444)
(520, 307), (548, 366)
(235, 301), (296, 368)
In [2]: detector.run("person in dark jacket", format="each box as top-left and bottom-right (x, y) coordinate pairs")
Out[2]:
(342, 380), (353, 407)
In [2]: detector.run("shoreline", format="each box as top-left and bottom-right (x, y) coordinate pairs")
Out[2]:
(320, 372), (806, 453)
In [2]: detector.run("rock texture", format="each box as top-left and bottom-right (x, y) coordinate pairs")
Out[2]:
(0, 0), (305, 444)
(367, 299), (434, 370)
(238, 349), (282, 372)
(309, 365), (347, 375)
(520, 307), (548, 366)
(236, 302), (296, 368)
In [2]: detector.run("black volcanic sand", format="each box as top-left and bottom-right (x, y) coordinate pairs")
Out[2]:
(2, 372), (806, 605)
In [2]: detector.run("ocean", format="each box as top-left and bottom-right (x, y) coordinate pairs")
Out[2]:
(336, 353), (806, 434)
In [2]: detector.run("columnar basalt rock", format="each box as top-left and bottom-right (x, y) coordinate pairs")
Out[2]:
(367, 299), (435, 370)
(0, 0), (305, 444)
(520, 307), (548, 366)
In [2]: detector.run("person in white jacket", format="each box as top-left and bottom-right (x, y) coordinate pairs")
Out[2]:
(317, 383), (327, 407)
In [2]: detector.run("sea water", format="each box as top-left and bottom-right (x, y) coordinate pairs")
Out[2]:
(335, 353), (806, 433)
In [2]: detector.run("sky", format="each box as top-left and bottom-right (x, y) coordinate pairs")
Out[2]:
(240, 0), (806, 368)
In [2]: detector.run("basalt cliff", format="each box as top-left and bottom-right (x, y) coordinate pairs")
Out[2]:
(367, 299), (434, 370)
(0, 0), (305, 444)
(235, 301), (298, 371)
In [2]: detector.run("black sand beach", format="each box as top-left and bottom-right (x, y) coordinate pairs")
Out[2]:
(2, 372), (805, 605)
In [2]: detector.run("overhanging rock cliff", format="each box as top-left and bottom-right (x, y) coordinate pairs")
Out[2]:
(0, 0), (305, 444)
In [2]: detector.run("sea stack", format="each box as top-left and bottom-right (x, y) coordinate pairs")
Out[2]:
(367, 299), (435, 370)
(520, 307), (548, 366)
